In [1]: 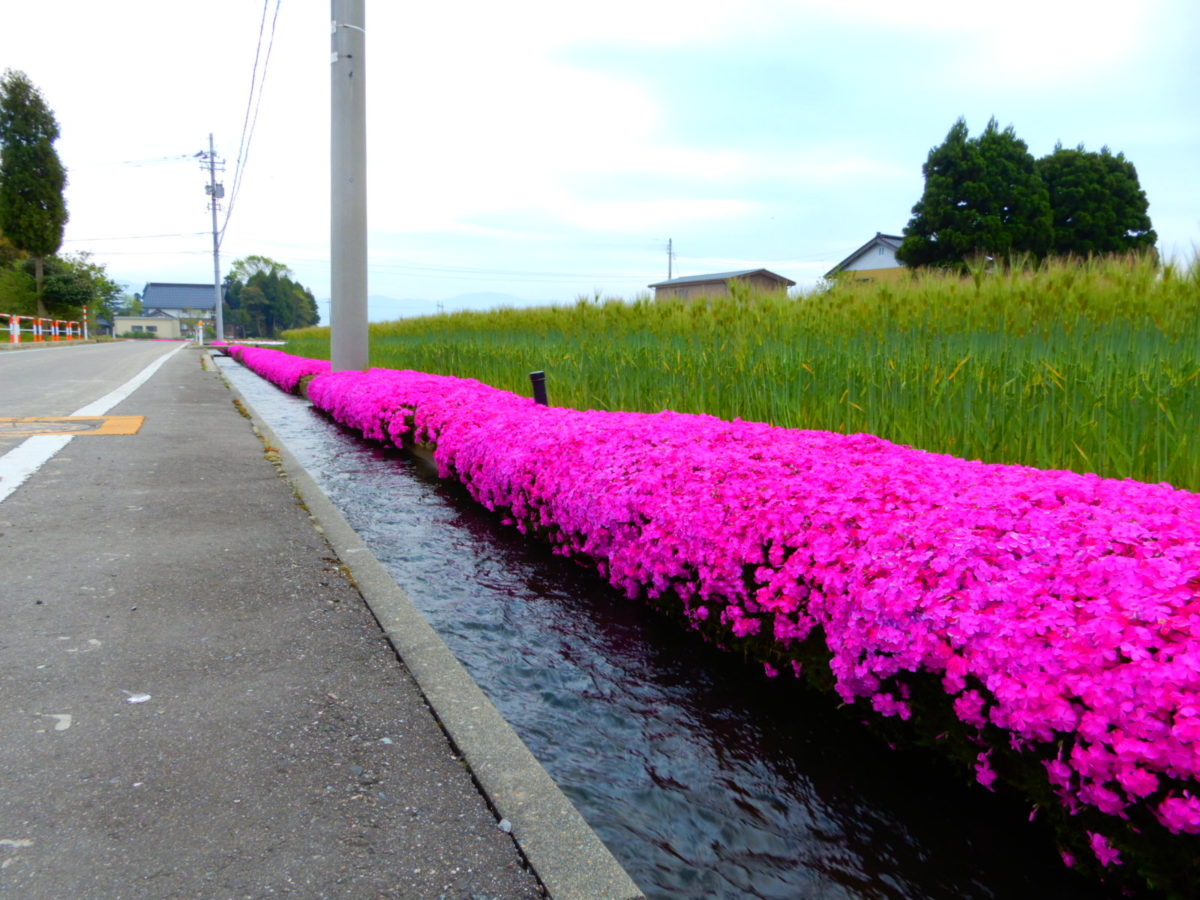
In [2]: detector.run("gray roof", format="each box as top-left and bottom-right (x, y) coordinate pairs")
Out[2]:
(117, 309), (175, 320)
(825, 232), (905, 278)
(142, 283), (218, 311)
(648, 268), (796, 289)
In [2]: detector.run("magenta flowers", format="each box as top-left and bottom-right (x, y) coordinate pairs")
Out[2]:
(226, 343), (330, 392)
(227, 345), (1200, 873)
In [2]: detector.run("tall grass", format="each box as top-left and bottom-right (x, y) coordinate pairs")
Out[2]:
(284, 255), (1200, 491)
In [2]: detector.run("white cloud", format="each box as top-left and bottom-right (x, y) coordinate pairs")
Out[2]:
(798, 0), (1158, 87)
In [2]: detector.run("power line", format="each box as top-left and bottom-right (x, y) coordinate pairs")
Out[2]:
(85, 249), (213, 257)
(72, 154), (194, 170)
(63, 231), (208, 243)
(221, 0), (268, 240)
(221, 0), (282, 245)
(363, 259), (655, 279)
(231, 1), (269, 171)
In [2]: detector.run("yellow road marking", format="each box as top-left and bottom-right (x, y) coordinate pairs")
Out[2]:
(0, 416), (145, 436)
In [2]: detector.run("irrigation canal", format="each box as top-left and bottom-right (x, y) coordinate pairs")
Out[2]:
(218, 357), (1121, 900)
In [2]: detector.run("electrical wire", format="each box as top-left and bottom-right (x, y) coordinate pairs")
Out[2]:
(218, 0), (269, 238)
(220, 0), (282, 246)
(230, 1), (269, 178)
(88, 249), (213, 257)
(63, 232), (208, 243)
(71, 154), (194, 170)
(364, 259), (654, 280)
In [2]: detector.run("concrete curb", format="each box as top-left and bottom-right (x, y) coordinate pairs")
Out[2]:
(213, 352), (644, 900)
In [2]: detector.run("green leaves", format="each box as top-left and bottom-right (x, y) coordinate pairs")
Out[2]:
(0, 70), (67, 261)
(223, 255), (319, 337)
(1036, 145), (1156, 256)
(899, 118), (1153, 269)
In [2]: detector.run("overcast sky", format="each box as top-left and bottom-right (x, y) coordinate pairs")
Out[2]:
(2, 0), (1197, 321)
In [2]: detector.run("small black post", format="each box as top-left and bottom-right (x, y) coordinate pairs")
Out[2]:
(529, 370), (548, 406)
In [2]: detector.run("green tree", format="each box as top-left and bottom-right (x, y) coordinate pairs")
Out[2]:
(223, 255), (319, 337)
(1036, 144), (1156, 256)
(9, 252), (120, 327)
(898, 117), (1052, 268)
(0, 70), (68, 316)
(0, 261), (35, 314)
(0, 229), (23, 267)
(228, 254), (291, 283)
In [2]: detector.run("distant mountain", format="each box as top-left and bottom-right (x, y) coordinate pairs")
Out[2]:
(317, 292), (537, 324)
(441, 292), (534, 312)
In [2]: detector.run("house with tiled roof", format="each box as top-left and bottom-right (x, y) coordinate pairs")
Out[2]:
(141, 283), (218, 320)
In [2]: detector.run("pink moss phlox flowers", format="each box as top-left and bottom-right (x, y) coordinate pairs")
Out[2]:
(1087, 830), (1123, 867)
(236, 349), (1200, 839)
(227, 345), (330, 392)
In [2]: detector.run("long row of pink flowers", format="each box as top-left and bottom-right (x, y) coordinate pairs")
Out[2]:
(224, 344), (1200, 875)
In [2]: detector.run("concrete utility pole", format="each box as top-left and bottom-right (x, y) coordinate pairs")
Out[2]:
(331, 0), (368, 371)
(202, 134), (225, 341)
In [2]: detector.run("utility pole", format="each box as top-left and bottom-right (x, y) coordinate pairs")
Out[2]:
(667, 238), (675, 279)
(331, 0), (368, 371)
(200, 134), (225, 342)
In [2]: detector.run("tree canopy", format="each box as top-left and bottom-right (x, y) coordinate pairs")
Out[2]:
(1, 251), (121, 325)
(897, 118), (1052, 268)
(38, 252), (122, 321)
(223, 255), (319, 337)
(1036, 144), (1156, 256)
(0, 230), (22, 267)
(0, 70), (68, 314)
(897, 118), (1154, 269)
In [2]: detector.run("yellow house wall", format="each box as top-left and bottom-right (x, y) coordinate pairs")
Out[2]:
(834, 265), (910, 284)
(115, 316), (183, 338)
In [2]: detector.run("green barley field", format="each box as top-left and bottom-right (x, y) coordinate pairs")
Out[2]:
(283, 255), (1200, 492)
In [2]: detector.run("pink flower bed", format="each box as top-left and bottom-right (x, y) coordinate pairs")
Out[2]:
(232, 346), (1200, 875)
(225, 343), (330, 392)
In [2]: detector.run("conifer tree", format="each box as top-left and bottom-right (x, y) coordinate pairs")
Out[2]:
(1036, 144), (1156, 256)
(897, 118), (1052, 268)
(0, 69), (68, 316)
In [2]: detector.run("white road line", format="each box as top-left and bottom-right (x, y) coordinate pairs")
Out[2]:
(0, 343), (188, 504)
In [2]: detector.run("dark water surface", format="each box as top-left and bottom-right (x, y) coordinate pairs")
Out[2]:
(219, 359), (1117, 899)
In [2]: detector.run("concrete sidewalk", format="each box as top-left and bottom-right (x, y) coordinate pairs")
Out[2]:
(0, 346), (556, 897)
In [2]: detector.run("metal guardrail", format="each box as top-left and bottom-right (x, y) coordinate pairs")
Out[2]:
(4, 310), (87, 343)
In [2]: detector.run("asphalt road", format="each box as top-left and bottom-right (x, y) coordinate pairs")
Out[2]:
(0, 343), (544, 898)
(0, 341), (176, 426)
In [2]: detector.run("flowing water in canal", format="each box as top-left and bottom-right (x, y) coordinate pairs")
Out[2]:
(219, 358), (1123, 899)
